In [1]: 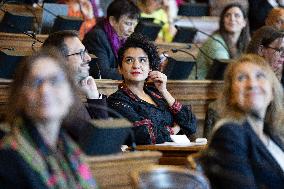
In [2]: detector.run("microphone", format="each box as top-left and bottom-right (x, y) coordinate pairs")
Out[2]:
(174, 25), (230, 53)
(194, 28), (230, 52)
(170, 45), (199, 80)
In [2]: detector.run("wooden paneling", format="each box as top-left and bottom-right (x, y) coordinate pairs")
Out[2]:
(133, 144), (206, 166)
(0, 79), (223, 121)
(85, 151), (162, 189)
(0, 32), (47, 53)
(95, 80), (224, 120)
(0, 4), (42, 23)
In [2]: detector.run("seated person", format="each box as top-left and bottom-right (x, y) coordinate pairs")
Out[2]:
(200, 54), (284, 188)
(42, 31), (108, 151)
(193, 3), (249, 79)
(205, 25), (284, 138)
(265, 7), (284, 30)
(83, 0), (140, 79)
(137, 0), (175, 42)
(0, 49), (97, 188)
(107, 33), (197, 145)
(65, 0), (96, 39)
(248, 0), (284, 33)
(247, 26), (284, 81)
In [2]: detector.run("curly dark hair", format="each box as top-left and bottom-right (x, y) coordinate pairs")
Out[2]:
(117, 33), (160, 70)
(107, 0), (140, 21)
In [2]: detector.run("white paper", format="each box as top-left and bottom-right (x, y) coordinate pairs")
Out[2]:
(170, 135), (191, 144)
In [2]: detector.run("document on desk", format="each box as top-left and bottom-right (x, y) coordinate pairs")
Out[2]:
(155, 135), (207, 146)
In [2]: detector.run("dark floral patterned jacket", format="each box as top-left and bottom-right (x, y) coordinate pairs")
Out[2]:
(107, 83), (197, 145)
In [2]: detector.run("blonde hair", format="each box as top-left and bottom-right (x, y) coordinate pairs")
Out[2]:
(220, 54), (284, 136)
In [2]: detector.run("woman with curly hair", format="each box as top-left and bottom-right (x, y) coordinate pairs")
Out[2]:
(107, 33), (197, 145)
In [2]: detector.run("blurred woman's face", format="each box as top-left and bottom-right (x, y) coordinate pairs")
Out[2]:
(110, 15), (138, 40)
(230, 62), (273, 117)
(261, 37), (284, 80)
(223, 7), (246, 34)
(22, 58), (73, 123)
(119, 47), (151, 83)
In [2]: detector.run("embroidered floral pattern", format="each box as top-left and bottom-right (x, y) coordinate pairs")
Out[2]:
(169, 100), (183, 114)
(134, 119), (156, 144)
(0, 119), (97, 189)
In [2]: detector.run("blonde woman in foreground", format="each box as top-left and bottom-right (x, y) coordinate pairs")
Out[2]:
(201, 54), (284, 189)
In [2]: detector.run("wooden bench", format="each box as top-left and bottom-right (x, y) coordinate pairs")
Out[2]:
(84, 151), (162, 189)
(0, 32), (47, 53)
(0, 79), (223, 136)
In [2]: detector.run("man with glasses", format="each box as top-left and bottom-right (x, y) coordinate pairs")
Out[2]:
(42, 30), (108, 152)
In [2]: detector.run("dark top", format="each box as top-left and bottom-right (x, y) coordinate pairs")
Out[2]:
(83, 22), (122, 79)
(200, 120), (284, 189)
(107, 83), (197, 145)
(0, 118), (97, 189)
(248, 0), (273, 33)
(63, 95), (108, 154)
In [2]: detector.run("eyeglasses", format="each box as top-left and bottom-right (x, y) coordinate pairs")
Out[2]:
(25, 74), (67, 89)
(67, 48), (88, 60)
(267, 46), (284, 56)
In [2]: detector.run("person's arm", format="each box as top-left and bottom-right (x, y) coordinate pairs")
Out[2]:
(86, 95), (108, 119)
(107, 95), (157, 144)
(148, 71), (197, 135)
(78, 76), (108, 118)
(202, 123), (258, 189)
(83, 28), (122, 79)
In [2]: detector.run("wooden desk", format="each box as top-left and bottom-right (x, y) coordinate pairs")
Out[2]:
(156, 42), (200, 62)
(0, 79), (223, 135)
(0, 4), (42, 24)
(85, 151), (162, 189)
(174, 16), (219, 43)
(0, 32), (47, 52)
(134, 144), (206, 166)
(95, 80), (224, 120)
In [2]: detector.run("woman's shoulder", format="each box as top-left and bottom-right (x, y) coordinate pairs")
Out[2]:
(212, 118), (248, 137)
(84, 24), (107, 41)
(203, 33), (225, 47)
(107, 88), (130, 101)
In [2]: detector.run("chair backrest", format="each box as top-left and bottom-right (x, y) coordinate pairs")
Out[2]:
(163, 57), (195, 80)
(178, 3), (209, 17)
(85, 151), (162, 189)
(206, 59), (231, 80)
(134, 20), (162, 41)
(0, 11), (34, 33)
(172, 26), (197, 43)
(131, 165), (211, 189)
(40, 3), (68, 34)
(0, 50), (25, 79)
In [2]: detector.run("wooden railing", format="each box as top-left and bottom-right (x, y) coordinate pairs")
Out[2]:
(0, 79), (223, 121)
(0, 32), (47, 53)
(84, 151), (162, 189)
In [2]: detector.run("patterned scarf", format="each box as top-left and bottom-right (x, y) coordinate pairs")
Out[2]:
(0, 118), (97, 189)
(103, 18), (125, 58)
